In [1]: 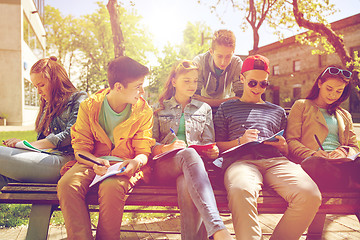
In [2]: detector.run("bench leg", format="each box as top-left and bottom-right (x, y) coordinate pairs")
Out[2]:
(25, 204), (55, 240)
(306, 213), (326, 240)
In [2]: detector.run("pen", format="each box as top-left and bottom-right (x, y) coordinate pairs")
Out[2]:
(78, 153), (105, 166)
(314, 134), (325, 151)
(170, 127), (179, 140)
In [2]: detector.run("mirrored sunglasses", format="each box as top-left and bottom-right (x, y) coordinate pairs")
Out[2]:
(321, 67), (352, 79)
(248, 80), (269, 88)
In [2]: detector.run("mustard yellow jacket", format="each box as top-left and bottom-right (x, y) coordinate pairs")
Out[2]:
(286, 99), (359, 163)
(71, 88), (155, 159)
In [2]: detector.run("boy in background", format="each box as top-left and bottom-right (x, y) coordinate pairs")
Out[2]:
(193, 29), (243, 109)
(57, 56), (155, 240)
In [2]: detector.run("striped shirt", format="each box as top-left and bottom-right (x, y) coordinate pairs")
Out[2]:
(214, 99), (286, 164)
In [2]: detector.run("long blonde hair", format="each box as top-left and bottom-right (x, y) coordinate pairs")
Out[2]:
(155, 60), (198, 114)
(31, 56), (78, 135)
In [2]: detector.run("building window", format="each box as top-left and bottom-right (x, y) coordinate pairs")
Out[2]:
(273, 65), (280, 75)
(23, 13), (44, 59)
(24, 79), (39, 107)
(293, 60), (301, 72)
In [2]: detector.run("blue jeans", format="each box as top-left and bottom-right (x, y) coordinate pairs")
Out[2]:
(0, 146), (72, 189)
(153, 148), (225, 239)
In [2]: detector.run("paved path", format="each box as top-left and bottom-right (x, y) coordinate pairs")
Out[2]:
(0, 214), (359, 239)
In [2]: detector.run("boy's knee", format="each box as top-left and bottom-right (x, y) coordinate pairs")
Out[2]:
(227, 185), (258, 206)
(181, 148), (199, 159)
(294, 183), (322, 209)
(57, 175), (76, 199)
(99, 176), (129, 197)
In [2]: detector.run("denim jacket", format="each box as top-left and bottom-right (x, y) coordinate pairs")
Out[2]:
(153, 97), (215, 146)
(37, 91), (88, 154)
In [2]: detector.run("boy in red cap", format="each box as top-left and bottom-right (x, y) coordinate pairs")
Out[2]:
(214, 54), (322, 239)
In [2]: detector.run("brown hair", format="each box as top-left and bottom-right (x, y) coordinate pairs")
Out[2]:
(155, 60), (198, 114)
(31, 56), (78, 135)
(306, 65), (351, 115)
(211, 29), (236, 50)
(107, 56), (149, 89)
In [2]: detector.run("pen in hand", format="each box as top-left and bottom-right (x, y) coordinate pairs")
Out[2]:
(78, 153), (106, 166)
(314, 135), (325, 151)
(170, 127), (179, 140)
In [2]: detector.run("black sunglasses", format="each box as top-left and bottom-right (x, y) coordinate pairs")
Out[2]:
(247, 80), (269, 89)
(321, 67), (352, 79)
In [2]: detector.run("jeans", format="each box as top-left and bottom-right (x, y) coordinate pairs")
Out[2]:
(0, 146), (72, 189)
(57, 162), (139, 240)
(224, 157), (322, 240)
(153, 148), (225, 239)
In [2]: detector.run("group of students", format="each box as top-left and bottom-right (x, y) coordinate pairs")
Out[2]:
(0, 29), (359, 240)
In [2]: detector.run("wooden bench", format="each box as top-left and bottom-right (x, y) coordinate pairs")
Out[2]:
(0, 182), (359, 240)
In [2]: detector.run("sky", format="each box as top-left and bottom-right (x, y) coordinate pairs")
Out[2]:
(46, 0), (360, 56)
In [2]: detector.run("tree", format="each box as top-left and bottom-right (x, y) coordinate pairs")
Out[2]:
(198, 0), (359, 90)
(106, 0), (125, 57)
(291, 0), (360, 89)
(45, 2), (154, 93)
(198, 0), (279, 53)
(179, 22), (213, 59)
(44, 6), (81, 78)
(147, 22), (212, 104)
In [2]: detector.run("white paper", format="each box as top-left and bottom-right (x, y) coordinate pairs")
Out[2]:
(89, 162), (125, 187)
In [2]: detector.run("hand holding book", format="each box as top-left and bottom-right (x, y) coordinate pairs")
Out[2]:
(153, 143), (217, 160)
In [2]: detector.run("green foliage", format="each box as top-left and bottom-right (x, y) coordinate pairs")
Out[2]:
(147, 22), (212, 105)
(0, 113), (8, 119)
(45, 3), (155, 93)
(0, 204), (31, 227)
(179, 22), (212, 59)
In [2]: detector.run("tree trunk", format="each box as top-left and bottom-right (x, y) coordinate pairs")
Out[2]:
(106, 0), (125, 58)
(292, 0), (360, 90)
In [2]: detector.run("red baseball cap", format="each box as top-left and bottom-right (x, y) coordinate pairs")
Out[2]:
(241, 54), (270, 74)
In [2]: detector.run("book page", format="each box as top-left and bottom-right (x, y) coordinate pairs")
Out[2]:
(152, 143), (216, 160)
(89, 162), (125, 187)
(15, 140), (41, 152)
(14, 140), (56, 155)
(221, 130), (284, 156)
(303, 152), (360, 164)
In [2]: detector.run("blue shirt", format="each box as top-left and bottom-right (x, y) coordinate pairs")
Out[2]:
(214, 99), (287, 169)
(319, 108), (340, 151)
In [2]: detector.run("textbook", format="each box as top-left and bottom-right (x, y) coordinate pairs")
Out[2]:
(153, 143), (216, 160)
(220, 129), (284, 156)
(302, 151), (360, 164)
(213, 130), (284, 168)
(14, 140), (57, 155)
(89, 162), (126, 187)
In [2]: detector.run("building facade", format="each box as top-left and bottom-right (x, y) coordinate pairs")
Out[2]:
(0, 0), (45, 126)
(252, 14), (360, 121)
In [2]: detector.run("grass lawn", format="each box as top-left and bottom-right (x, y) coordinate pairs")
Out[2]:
(0, 131), (37, 143)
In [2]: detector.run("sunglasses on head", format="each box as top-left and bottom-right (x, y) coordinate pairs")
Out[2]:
(175, 61), (197, 72)
(321, 67), (352, 79)
(247, 80), (269, 88)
